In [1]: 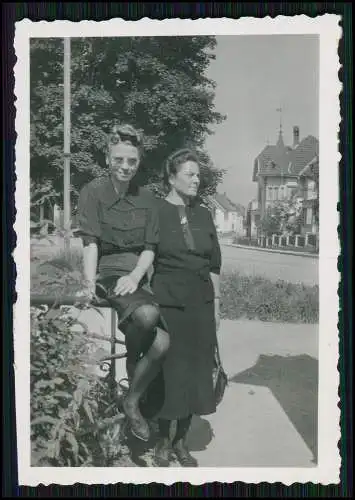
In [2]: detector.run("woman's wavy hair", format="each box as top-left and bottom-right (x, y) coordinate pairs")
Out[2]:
(164, 148), (200, 187)
(106, 123), (144, 156)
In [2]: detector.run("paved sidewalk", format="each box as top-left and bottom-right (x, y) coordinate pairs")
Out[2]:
(187, 320), (318, 467)
(72, 310), (319, 467)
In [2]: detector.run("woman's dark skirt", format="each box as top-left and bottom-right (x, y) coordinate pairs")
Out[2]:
(96, 276), (158, 327)
(154, 301), (218, 420)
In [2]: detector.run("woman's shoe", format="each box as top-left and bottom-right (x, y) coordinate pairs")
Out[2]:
(123, 400), (150, 442)
(172, 439), (198, 467)
(154, 438), (172, 467)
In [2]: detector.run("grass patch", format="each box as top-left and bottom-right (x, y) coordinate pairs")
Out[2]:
(220, 271), (318, 324)
(31, 245), (84, 296)
(31, 241), (318, 324)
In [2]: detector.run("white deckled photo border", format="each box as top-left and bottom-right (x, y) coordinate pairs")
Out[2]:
(13, 15), (342, 486)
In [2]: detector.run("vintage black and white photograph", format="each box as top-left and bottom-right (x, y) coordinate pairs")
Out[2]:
(14, 16), (341, 485)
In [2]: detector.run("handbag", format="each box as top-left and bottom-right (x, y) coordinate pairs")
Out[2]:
(212, 340), (228, 407)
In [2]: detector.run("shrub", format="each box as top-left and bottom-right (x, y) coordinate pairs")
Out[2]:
(30, 304), (127, 467)
(220, 271), (319, 323)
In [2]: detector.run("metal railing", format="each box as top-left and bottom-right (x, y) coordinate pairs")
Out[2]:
(30, 294), (127, 382)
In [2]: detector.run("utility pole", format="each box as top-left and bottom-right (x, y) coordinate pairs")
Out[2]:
(63, 37), (71, 251)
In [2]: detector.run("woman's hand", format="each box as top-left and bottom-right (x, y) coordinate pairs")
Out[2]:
(214, 297), (221, 332)
(114, 274), (139, 296)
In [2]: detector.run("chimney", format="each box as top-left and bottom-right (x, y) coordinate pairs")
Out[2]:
(293, 126), (300, 147)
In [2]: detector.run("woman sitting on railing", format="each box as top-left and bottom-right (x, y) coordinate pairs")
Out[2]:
(76, 123), (170, 443)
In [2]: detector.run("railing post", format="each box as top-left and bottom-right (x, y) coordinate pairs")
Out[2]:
(110, 308), (117, 383)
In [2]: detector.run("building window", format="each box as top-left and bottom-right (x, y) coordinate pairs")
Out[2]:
(306, 208), (313, 225)
(279, 185), (285, 200)
(267, 186), (273, 201)
(274, 187), (279, 201)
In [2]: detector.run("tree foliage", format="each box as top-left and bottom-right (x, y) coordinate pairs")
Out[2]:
(30, 36), (225, 205)
(259, 199), (304, 237)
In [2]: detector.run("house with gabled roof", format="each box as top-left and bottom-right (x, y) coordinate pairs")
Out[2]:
(251, 125), (319, 235)
(298, 154), (319, 235)
(207, 192), (245, 236)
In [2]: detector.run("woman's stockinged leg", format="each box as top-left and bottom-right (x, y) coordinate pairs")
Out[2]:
(172, 415), (198, 467)
(125, 305), (169, 407)
(121, 304), (170, 441)
(154, 419), (172, 467)
(126, 326), (169, 406)
(174, 415), (193, 442)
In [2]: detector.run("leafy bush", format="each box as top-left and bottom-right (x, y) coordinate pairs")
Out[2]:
(30, 304), (127, 467)
(258, 200), (303, 237)
(220, 271), (319, 324)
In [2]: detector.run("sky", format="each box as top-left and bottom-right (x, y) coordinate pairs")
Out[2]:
(205, 35), (319, 208)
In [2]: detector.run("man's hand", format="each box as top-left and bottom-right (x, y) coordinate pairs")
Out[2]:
(114, 274), (139, 296)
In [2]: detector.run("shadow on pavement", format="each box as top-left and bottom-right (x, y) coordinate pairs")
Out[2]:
(231, 354), (318, 464)
(187, 416), (214, 452)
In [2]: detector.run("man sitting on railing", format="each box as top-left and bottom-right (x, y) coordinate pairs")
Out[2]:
(76, 123), (170, 443)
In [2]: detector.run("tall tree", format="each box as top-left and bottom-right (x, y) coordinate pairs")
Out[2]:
(30, 36), (226, 205)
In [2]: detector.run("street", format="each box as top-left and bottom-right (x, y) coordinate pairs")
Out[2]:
(31, 237), (319, 287)
(220, 244), (318, 286)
